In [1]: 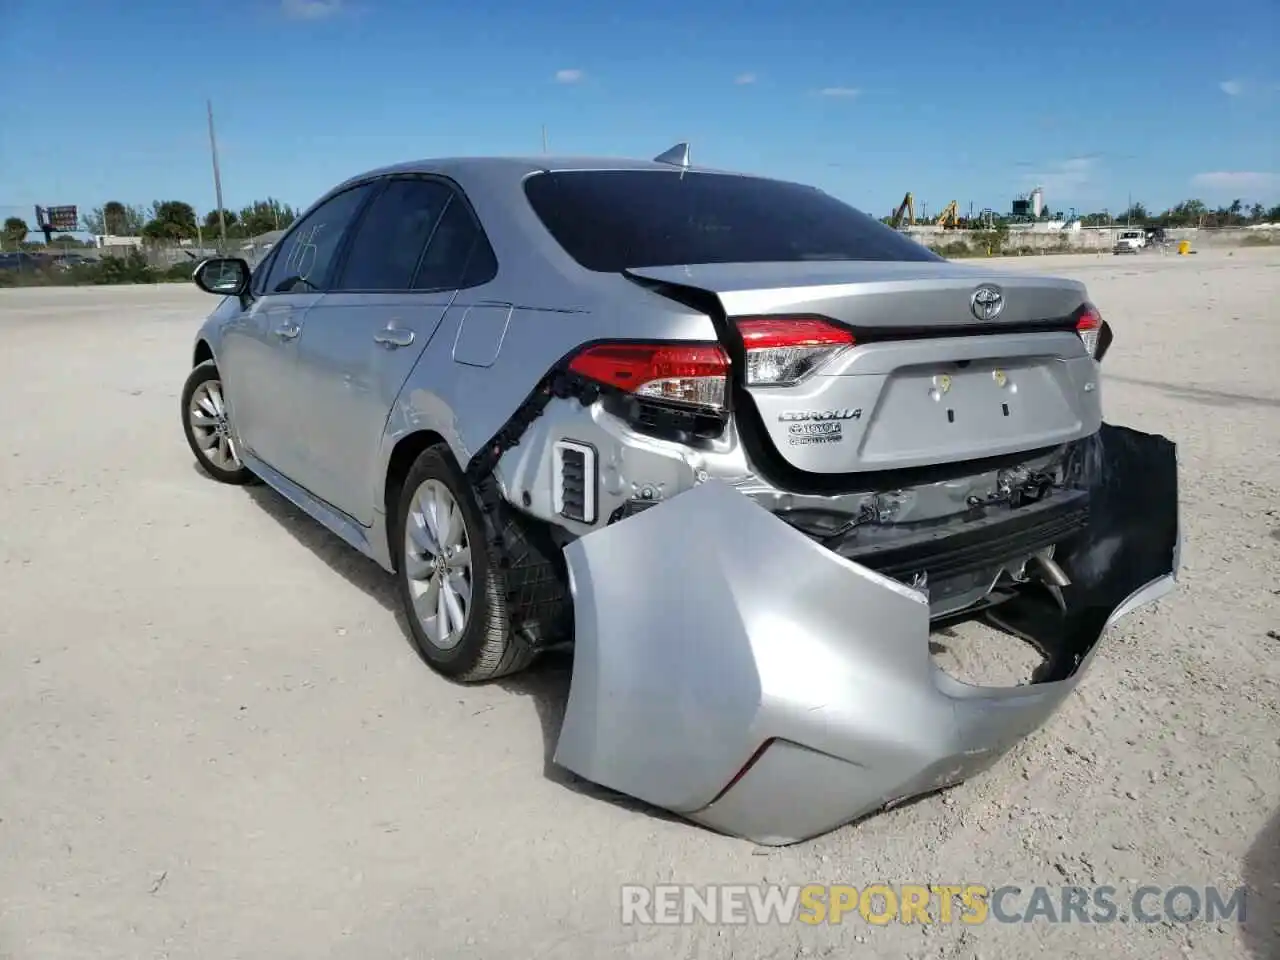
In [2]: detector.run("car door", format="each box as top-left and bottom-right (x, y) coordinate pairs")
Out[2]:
(288, 177), (495, 525)
(216, 183), (374, 478)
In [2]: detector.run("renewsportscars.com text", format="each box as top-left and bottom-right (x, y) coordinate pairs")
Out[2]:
(620, 883), (1248, 926)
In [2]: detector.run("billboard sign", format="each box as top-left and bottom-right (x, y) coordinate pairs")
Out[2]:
(44, 205), (79, 232)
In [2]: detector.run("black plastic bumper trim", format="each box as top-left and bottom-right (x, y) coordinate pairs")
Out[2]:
(832, 489), (1091, 583)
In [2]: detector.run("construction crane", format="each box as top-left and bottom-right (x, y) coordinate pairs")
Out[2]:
(890, 192), (915, 229)
(935, 200), (960, 228)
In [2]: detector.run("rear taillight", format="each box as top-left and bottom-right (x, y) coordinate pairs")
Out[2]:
(567, 342), (730, 412)
(734, 316), (855, 386)
(1075, 303), (1103, 358)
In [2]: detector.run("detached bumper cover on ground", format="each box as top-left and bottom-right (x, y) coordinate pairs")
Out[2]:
(553, 423), (1180, 845)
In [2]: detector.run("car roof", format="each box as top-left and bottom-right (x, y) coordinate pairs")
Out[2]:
(299, 155), (825, 282)
(332, 154), (771, 191)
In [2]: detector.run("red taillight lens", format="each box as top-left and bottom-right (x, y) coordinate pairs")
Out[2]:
(1075, 303), (1102, 358)
(734, 316), (855, 386)
(568, 342), (730, 411)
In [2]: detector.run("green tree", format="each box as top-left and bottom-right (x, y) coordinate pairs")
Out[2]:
(142, 201), (198, 242)
(3, 217), (28, 249)
(1178, 199), (1208, 224)
(83, 202), (147, 236)
(1154, 199), (1209, 227)
(238, 198), (297, 236)
(203, 208), (238, 231)
(1249, 203), (1265, 222)
(1121, 202), (1149, 224)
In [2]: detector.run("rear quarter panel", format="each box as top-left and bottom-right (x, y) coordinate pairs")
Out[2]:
(377, 162), (723, 485)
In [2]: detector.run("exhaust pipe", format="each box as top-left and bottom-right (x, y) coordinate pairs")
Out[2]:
(1032, 552), (1072, 588)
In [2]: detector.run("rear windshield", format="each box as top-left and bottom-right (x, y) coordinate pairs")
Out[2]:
(523, 169), (941, 271)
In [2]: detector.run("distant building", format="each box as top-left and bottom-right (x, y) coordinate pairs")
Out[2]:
(94, 235), (144, 250)
(242, 229), (285, 252)
(236, 229), (284, 266)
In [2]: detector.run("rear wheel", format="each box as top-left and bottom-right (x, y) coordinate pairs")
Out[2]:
(394, 446), (536, 682)
(181, 361), (255, 485)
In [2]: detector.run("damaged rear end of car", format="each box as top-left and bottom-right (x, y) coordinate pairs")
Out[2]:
(471, 165), (1179, 844)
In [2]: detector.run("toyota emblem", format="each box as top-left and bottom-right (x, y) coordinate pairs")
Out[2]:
(970, 285), (1005, 321)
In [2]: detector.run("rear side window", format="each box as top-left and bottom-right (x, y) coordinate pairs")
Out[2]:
(413, 196), (497, 291)
(523, 170), (941, 271)
(336, 179), (454, 291)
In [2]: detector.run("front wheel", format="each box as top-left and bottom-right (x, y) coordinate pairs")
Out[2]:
(181, 361), (255, 485)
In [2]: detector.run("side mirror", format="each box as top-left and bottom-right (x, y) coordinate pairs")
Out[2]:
(193, 257), (251, 298)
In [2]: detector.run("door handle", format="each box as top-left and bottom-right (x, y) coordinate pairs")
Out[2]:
(373, 324), (415, 349)
(274, 321), (301, 340)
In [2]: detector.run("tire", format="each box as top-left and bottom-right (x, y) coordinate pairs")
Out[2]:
(181, 360), (256, 485)
(393, 445), (537, 682)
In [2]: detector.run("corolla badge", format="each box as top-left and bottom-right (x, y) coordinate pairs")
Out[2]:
(778, 409), (862, 422)
(970, 285), (1005, 321)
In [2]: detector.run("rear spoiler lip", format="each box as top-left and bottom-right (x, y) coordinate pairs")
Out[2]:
(816, 317), (1080, 343)
(621, 270), (1080, 343)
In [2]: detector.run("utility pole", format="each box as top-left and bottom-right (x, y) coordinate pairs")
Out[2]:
(207, 99), (227, 250)
(542, 124), (548, 154)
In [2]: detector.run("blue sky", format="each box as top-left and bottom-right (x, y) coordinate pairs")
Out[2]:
(2, 0), (1277, 236)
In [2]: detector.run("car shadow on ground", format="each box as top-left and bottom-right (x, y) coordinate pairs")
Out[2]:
(1242, 808), (1279, 959)
(240, 479), (705, 834)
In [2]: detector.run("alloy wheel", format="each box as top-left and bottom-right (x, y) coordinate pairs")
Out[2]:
(188, 379), (242, 472)
(404, 479), (473, 650)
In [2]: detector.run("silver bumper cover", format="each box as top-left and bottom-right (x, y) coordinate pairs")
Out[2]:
(552, 424), (1180, 845)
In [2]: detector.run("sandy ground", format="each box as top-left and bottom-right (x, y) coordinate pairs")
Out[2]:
(1, 247), (1277, 960)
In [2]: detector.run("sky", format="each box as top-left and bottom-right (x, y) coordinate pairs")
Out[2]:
(1, 0), (1277, 237)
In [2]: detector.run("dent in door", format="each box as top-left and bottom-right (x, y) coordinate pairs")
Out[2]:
(452, 304), (514, 368)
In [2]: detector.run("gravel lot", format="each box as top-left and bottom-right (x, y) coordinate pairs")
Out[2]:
(2, 248), (1277, 960)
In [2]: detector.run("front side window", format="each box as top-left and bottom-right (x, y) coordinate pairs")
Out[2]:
(262, 184), (373, 294)
(523, 169), (942, 272)
(336, 179), (455, 291)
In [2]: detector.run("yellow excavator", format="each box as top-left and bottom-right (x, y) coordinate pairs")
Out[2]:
(935, 200), (960, 228)
(890, 192), (915, 229)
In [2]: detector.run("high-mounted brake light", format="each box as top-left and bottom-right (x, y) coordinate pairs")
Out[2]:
(734, 316), (855, 386)
(1075, 302), (1103, 358)
(568, 342), (730, 412)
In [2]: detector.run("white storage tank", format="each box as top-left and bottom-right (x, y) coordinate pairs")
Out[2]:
(1031, 187), (1045, 218)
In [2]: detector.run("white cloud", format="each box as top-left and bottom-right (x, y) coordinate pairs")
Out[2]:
(818, 87), (860, 98)
(1191, 171), (1279, 193)
(281, 0), (343, 19)
(1022, 156), (1099, 200)
(734, 73), (757, 85)
(1219, 79), (1244, 96)
(555, 69), (585, 84)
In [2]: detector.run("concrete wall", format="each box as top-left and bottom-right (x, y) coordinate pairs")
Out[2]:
(905, 225), (1275, 255)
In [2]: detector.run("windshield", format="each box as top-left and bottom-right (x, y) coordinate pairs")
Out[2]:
(523, 169), (941, 272)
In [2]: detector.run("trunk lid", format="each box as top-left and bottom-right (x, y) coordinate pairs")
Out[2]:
(626, 261), (1103, 475)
